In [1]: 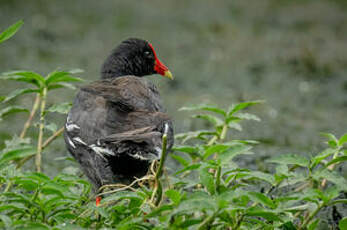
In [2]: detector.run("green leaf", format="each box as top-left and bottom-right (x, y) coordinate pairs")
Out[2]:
(173, 146), (199, 155)
(26, 172), (51, 182)
(43, 196), (65, 210)
(280, 221), (297, 230)
(1, 71), (45, 88)
(175, 130), (216, 143)
(227, 121), (242, 132)
(45, 70), (83, 86)
(179, 105), (227, 117)
(21, 222), (50, 230)
(178, 219), (203, 228)
(174, 191), (216, 213)
(246, 209), (282, 222)
(246, 171), (276, 185)
(3, 135), (31, 151)
(321, 132), (338, 148)
(224, 168), (250, 177)
(267, 154), (309, 167)
(230, 139), (259, 145)
(324, 186), (340, 202)
(46, 102), (72, 114)
(192, 114), (224, 126)
(329, 199), (347, 206)
(165, 189), (182, 205)
(203, 144), (230, 160)
(1, 88), (39, 103)
(283, 203), (312, 212)
(234, 112), (261, 121)
(218, 144), (253, 165)
(47, 82), (77, 90)
(0, 204), (26, 213)
(14, 179), (39, 191)
(311, 148), (336, 168)
(225, 115), (241, 124)
(338, 133), (347, 146)
(227, 100), (263, 116)
(175, 163), (201, 175)
(0, 214), (12, 228)
(313, 169), (347, 190)
(45, 122), (57, 133)
(325, 156), (347, 168)
(146, 204), (174, 217)
(248, 191), (276, 209)
(0, 20), (23, 44)
(170, 154), (189, 167)
(227, 122), (242, 131)
(41, 184), (66, 197)
(0, 96), (5, 103)
(0, 106), (29, 121)
(0, 147), (35, 164)
(199, 167), (215, 195)
(339, 217), (347, 230)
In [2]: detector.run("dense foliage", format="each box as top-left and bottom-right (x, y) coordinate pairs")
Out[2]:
(1, 21), (346, 230)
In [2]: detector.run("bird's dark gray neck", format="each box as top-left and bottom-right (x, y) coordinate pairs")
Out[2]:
(101, 55), (147, 79)
(101, 69), (132, 79)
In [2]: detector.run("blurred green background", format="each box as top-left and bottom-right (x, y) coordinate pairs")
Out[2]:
(0, 0), (346, 172)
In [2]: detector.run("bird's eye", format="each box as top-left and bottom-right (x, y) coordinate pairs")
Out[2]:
(144, 51), (151, 56)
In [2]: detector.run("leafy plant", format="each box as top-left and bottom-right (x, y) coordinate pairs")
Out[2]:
(0, 21), (83, 172)
(1, 69), (83, 171)
(1, 20), (346, 230)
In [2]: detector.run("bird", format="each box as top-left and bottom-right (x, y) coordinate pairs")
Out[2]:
(64, 38), (174, 193)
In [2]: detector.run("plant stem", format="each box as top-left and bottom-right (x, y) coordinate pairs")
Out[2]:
(321, 149), (340, 188)
(153, 127), (168, 206)
(36, 87), (47, 172)
(215, 165), (221, 193)
(155, 133), (168, 180)
(220, 124), (228, 140)
(197, 212), (217, 230)
(208, 135), (218, 146)
(299, 202), (324, 230)
(207, 124), (228, 146)
(42, 126), (64, 149)
(16, 126), (64, 169)
(328, 199), (347, 206)
(4, 180), (12, 193)
(20, 94), (40, 138)
(232, 213), (244, 230)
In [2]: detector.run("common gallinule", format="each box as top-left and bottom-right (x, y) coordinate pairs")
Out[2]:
(64, 38), (174, 192)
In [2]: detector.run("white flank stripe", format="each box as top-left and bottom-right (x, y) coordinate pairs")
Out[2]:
(66, 136), (76, 149)
(66, 123), (80, 132)
(89, 144), (115, 157)
(73, 137), (87, 145)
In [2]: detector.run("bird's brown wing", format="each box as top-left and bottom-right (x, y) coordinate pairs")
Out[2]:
(80, 76), (163, 112)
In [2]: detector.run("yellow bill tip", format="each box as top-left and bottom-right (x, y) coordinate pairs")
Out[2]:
(164, 70), (173, 80)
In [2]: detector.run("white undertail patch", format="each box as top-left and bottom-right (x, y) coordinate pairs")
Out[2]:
(132, 152), (150, 161)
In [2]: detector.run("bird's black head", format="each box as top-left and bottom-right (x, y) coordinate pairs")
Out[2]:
(101, 38), (172, 79)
